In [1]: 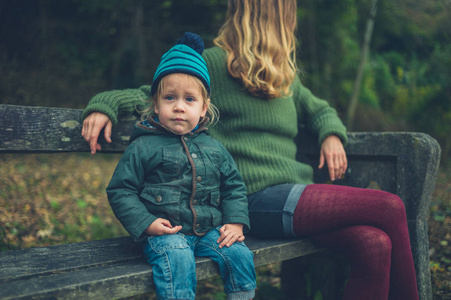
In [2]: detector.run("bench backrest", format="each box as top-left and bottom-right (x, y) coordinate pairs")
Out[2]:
(0, 104), (441, 299)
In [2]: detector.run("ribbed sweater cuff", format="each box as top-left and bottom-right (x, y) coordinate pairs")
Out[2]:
(81, 103), (118, 126)
(318, 127), (348, 147)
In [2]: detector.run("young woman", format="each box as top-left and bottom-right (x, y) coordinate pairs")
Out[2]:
(82, 1), (419, 299)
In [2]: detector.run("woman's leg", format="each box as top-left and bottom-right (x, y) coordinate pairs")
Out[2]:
(142, 234), (197, 300)
(293, 184), (418, 300)
(312, 225), (392, 300)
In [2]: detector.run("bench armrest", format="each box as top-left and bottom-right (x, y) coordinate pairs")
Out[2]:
(297, 131), (441, 298)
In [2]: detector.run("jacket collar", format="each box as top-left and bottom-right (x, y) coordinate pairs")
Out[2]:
(137, 115), (209, 136)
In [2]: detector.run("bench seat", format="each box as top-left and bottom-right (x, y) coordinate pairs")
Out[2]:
(0, 237), (323, 299)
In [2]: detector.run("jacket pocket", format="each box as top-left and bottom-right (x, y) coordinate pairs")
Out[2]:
(139, 186), (182, 222)
(209, 189), (221, 207)
(140, 185), (182, 205)
(161, 146), (186, 176)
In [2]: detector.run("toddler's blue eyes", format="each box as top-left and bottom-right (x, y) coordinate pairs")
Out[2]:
(162, 96), (196, 102)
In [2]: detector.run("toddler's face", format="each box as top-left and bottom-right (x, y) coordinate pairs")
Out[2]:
(155, 74), (208, 135)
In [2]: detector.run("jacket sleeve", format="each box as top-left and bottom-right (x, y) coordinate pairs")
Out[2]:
(217, 143), (251, 233)
(293, 77), (348, 147)
(106, 139), (158, 241)
(81, 85), (152, 126)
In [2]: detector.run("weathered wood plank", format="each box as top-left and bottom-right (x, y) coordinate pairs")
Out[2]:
(0, 104), (136, 153)
(0, 237), (141, 282)
(0, 237), (323, 299)
(0, 260), (153, 300)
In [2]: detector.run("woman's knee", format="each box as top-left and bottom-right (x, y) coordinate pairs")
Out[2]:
(378, 191), (407, 218)
(357, 226), (392, 259)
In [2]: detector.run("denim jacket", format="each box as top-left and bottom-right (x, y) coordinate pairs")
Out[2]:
(106, 117), (250, 242)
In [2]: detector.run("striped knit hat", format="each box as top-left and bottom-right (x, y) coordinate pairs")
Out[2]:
(150, 32), (210, 96)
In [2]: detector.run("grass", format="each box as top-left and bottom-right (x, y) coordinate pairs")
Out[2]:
(0, 153), (450, 298)
(0, 153), (127, 250)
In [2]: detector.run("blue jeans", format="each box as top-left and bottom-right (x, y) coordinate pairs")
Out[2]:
(247, 183), (307, 238)
(142, 227), (256, 300)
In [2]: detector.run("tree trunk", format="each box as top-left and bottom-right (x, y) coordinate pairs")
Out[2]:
(346, 0), (378, 130)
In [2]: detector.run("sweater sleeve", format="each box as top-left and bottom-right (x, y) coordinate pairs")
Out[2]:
(81, 85), (152, 126)
(293, 77), (348, 147)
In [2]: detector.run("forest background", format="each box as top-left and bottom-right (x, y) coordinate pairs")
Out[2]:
(0, 0), (450, 299)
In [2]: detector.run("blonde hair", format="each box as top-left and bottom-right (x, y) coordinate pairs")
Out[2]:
(141, 74), (219, 127)
(214, 0), (298, 99)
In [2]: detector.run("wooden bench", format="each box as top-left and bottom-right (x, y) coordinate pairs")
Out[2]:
(0, 104), (441, 299)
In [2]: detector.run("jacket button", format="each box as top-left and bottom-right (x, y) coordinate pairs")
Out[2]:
(195, 224), (200, 229)
(191, 153), (198, 159)
(184, 137), (189, 141)
(196, 176), (202, 182)
(217, 197), (220, 205)
(155, 196), (162, 203)
(193, 199), (198, 205)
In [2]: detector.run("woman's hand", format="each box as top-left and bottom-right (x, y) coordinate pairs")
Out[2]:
(144, 218), (182, 236)
(217, 223), (245, 248)
(319, 135), (348, 181)
(81, 112), (113, 154)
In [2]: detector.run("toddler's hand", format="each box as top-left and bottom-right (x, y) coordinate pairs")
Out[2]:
(217, 223), (245, 248)
(82, 112), (113, 154)
(145, 218), (182, 236)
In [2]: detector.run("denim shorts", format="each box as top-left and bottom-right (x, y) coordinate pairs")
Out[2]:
(142, 227), (256, 300)
(247, 183), (308, 238)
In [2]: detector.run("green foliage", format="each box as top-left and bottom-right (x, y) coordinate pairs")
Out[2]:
(371, 55), (397, 109)
(298, 0), (360, 107)
(297, 0), (451, 159)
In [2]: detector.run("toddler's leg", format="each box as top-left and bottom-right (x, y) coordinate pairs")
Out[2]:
(196, 227), (256, 300)
(142, 234), (196, 300)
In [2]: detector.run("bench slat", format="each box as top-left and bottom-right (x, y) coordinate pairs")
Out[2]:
(0, 237), (141, 282)
(0, 237), (323, 299)
(0, 260), (153, 300)
(0, 104), (136, 153)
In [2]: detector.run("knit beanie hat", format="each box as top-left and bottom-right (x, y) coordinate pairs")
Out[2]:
(150, 32), (210, 96)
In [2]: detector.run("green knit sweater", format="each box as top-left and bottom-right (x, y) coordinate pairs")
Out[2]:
(82, 47), (347, 195)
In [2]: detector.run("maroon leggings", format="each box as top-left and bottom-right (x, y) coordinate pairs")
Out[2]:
(293, 184), (419, 300)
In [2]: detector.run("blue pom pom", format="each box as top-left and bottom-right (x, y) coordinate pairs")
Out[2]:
(176, 32), (204, 55)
